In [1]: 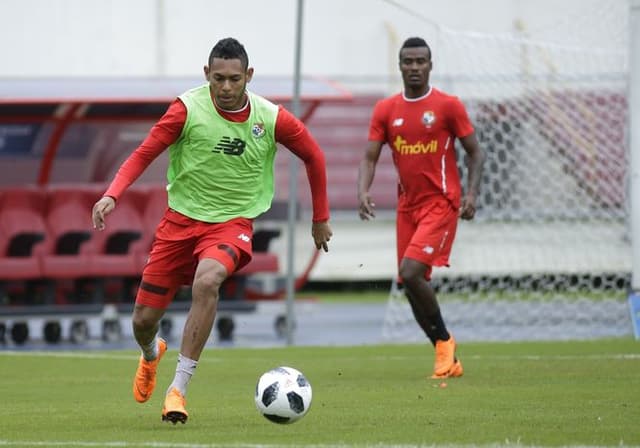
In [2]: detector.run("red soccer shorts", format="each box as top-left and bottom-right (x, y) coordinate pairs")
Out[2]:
(396, 197), (459, 281)
(135, 209), (254, 309)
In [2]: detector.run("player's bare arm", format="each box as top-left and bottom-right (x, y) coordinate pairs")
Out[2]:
(458, 133), (486, 220)
(312, 221), (332, 252)
(91, 196), (116, 230)
(357, 140), (384, 220)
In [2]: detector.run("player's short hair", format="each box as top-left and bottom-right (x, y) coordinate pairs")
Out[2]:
(208, 38), (249, 70)
(399, 37), (432, 61)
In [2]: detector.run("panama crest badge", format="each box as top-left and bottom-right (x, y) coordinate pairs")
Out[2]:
(422, 111), (436, 127)
(252, 122), (266, 138)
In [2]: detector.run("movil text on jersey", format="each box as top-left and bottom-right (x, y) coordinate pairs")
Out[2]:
(392, 135), (437, 155)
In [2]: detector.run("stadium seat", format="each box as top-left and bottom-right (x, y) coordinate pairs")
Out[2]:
(0, 186), (48, 281)
(37, 185), (98, 280)
(129, 184), (168, 271)
(81, 187), (148, 302)
(88, 189), (145, 278)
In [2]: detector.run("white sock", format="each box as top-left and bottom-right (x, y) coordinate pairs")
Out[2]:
(168, 354), (198, 396)
(140, 336), (159, 361)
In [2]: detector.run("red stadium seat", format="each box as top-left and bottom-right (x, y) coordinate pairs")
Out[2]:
(88, 190), (145, 278)
(129, 184), (168, 271)
(0, 186), (47, 281)
(37, 185), (97, 280)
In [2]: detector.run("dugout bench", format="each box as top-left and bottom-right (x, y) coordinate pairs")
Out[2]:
(0, 198), (290, 346)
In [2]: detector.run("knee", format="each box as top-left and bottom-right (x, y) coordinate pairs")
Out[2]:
(399, 259), (427, 287)
(131, 308), (159, 331)
(399, 265), (418, 286)
(192, 267), (225, 299)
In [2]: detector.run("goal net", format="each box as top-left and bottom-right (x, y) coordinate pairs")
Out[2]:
(382, 0), (632, 342)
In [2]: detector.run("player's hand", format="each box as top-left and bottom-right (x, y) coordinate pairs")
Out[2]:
(312, 221), (332, 252)
(358, 193), (375, 220)
(459, 194), (477, 220)
(92, 196), (116, 230)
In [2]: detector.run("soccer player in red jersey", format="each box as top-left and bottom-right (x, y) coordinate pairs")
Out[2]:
(357, 37), (485, 379)
(91, 38), (332, 423)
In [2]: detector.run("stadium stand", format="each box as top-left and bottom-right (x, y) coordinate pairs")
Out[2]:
(274, 95), (397, 211)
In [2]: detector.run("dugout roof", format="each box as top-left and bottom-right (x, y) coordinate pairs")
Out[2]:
(0, 76), (352, 184)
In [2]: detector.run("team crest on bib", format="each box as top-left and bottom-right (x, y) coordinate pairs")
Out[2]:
(252, 122), (266, 138)
(422, 111), (436, 127)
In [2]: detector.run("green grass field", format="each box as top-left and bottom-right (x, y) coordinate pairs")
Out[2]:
(1, 339), (639, 447)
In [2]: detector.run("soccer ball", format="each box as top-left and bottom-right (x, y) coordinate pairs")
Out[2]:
(254, 366), (312, 424)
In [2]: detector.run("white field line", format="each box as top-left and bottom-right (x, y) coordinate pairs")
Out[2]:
(370, 353), (640, 361)
(1, 351), (639, 362)
(0, 442), (637, 448)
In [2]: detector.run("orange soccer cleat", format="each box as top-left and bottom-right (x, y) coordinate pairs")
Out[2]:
(431, 358), (464, 379)
(431, 335), (459, 378)
(448, 358), (464, 377)
(133, 338), (167, 403)
(162, 387), (189, 425)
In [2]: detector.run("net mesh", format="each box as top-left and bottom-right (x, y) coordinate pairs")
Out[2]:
(381, 0), (632, 342)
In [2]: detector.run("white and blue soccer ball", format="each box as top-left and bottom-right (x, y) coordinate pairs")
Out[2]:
(255, 366), (312, 424)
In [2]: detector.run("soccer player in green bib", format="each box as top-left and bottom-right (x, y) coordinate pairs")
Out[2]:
(91, 38), (332, 424)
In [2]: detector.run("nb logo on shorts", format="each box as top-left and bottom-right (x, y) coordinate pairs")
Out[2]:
(237, 233), (251, 243)
(213, 136), (246, 156)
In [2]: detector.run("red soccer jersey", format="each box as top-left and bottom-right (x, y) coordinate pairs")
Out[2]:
(368, 87), (474, 210)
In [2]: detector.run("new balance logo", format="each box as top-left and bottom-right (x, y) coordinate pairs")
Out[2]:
(237, 233), (251, 243)
(213, 136), (246, 156)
